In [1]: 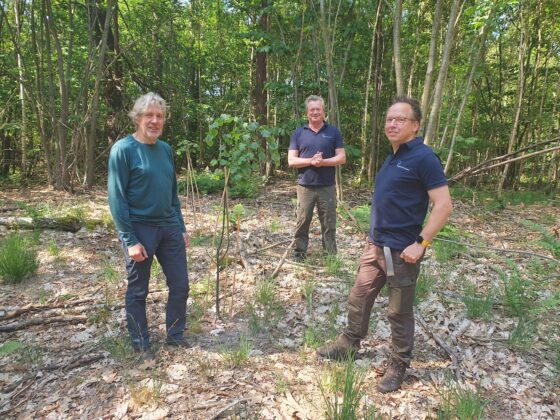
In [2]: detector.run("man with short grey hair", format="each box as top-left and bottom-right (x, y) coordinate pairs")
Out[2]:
(288, 95), (346, 260)
(108, 92), (190, 360)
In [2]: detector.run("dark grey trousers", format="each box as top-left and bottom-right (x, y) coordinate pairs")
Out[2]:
(343, 241), (421, 365)
(294, 184), (337, 255)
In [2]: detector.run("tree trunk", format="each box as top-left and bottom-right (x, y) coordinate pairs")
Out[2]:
(85, 0), (114, 188)
(392, 0), (404, 96)
(498, 7), (527, 196)
(14, 0), (28, 180)
(319, 0), (342, 200)
(419, 0), (443, 133)
(424, 0), (461, 145)
(445, 8), (494, 174)
(359, 2), (382, 182)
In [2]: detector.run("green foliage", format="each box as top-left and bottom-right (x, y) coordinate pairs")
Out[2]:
(318, 358), (367, 420)
(0, 233), (39, 284)
(229, 176), (263, 198)
(499, 264), (538, 317)
(221, 335), (252, 368)
(101, 334), (135, 366)
(432, 224), (467, 263)
(0, 340), (25, 355)
(414, 269), (436, 306)
(343, 204), (370, 233)
(248, 278), (283, 333)
(521, 220), (560, 259)
(507, 316), (538, 352)
(462, 283), (493, 320)
(204, 114), (280, 187)
(303, 325), (323, 349)
(300, 278), (317, 314)
(179, 169), (225, 195)
(324, 254), (344, 276)
(437, 382), (486, 420)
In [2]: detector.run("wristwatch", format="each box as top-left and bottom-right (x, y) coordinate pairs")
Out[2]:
(416, 235), (430, 248)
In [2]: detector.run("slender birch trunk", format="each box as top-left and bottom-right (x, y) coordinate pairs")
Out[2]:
(424, 0), (461, 145)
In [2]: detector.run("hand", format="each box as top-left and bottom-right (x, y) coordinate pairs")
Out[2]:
(311, 151), (324, 167)
(183, 232), (189, 248)
(399, 242), (425, 264)
(128, 243), (148, 262)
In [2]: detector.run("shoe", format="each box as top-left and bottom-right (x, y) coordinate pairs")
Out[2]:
(133, 347), (156, 362)
(376, 358), (407, 393)
(317, 335), (359, 361)
(166, 338), (191, 348)
(292, 252), (306, 262)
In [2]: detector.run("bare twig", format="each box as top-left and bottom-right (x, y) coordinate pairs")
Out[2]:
(416, 310), (461, 381)
(434, 237), (560, 264)
(44, 353), (105, 372)
(250, 239), (292, 254)
(271, 239), (296, 279)
(209, 398), (248, 420)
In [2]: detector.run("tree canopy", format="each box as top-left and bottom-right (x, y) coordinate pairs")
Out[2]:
(0, 0), (558, 193)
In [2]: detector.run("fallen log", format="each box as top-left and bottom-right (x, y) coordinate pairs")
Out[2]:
(0, 216), (82, 232)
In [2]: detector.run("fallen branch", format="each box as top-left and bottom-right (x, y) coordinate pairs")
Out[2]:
(434, 237), (560, 264)
(45, 353), (105, 371)
(0, 298), (94, 320)
(0, 216), (83, 232)
(450, 142), (560, 183)
(250, 239), (292, 254)
(209, 398), (248, 420)
(0, 314), (88, 333)
(271, 239), (296, 279)
(415, 310), (461, 381)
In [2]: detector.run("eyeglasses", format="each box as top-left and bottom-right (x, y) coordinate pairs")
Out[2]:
(385, 117), (415, 125)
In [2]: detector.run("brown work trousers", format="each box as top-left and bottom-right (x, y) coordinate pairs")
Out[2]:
(343, 240), (422, 365)
(294, 184), (337, 255)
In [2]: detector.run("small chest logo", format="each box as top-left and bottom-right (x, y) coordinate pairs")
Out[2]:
(396, 160), (411, 171)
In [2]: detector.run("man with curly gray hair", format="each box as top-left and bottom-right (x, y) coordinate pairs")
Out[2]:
(108, 92), (190, 360)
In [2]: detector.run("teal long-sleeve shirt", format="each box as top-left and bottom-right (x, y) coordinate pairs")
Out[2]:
(108, 135), (185, 248)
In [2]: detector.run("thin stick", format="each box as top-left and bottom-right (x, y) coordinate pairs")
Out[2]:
(271, 239), (296, 278)
(416, 310), (461, 381)
(434, 237), (560, 264)
(209, 398), (248, 420)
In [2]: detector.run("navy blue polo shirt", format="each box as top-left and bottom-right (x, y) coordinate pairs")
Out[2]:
(289, 123), (344, 186)
(369, 137), (448, 250)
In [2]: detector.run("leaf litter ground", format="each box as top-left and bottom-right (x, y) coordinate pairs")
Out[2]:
(0, 180), (558, 419)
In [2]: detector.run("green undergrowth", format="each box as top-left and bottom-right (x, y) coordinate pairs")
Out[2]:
(0, 232), (39, 284)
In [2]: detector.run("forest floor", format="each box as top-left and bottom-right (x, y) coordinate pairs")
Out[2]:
(0, 177), (559, 419)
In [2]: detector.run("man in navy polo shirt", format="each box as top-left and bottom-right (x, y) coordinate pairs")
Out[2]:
(318, 96), (452, 393)
(288, 95), (346, 260)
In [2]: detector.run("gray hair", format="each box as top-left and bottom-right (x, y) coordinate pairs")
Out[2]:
(128, 92), (167, 124)
(305, 95), (325, 111)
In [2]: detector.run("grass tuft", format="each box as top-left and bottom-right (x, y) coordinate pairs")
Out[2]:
(437, 381), (486, 419)
(0, 233), (39, 284)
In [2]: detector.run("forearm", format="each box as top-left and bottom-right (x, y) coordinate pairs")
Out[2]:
(320, 154), (346, 167)
(420, 200), (453, 242)
(288, 155), (314, 168)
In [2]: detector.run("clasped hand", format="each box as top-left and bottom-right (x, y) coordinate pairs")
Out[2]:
(311, 151), (324, 167)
